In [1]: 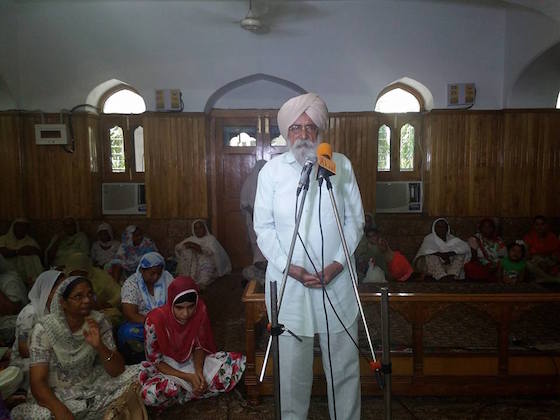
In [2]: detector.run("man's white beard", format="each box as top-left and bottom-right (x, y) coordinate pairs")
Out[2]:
(290, 139), (317, 167)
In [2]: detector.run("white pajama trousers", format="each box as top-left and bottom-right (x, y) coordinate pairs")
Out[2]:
(278, 319), (361, 420)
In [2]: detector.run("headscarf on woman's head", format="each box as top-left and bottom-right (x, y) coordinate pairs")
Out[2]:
(135, 252), (172, 312)
(40, 275), (104, 371)
(136, 251), (165, 273)
(28, 270), (64, 317)
(177, 220), (232, 277)
(414, 218), (471, 263)
(0, 218), (38, 249)
(145, 276), (216, 363)
(277, 93), (328, 140)
(96, 222), (114, 242)
(115, 225), (158, 273)
(64, 252), (92, 276)
(121, 225), (139, 246)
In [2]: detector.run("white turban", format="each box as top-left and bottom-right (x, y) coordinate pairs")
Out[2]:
(277, 93), (328, 140)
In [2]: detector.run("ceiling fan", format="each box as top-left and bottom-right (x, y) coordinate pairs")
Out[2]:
(240, 0), (268, 33)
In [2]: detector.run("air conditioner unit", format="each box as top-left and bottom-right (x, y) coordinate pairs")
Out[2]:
(102, 183), (146, 215)
(375, 181), (422, 213)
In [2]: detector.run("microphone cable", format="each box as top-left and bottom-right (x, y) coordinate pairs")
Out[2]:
(293, 187), (378, 369)
(318, 184), (338, 420)
(293, 187), (337, 419)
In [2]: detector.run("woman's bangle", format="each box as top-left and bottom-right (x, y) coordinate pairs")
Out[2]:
(105, 350), (115, 362)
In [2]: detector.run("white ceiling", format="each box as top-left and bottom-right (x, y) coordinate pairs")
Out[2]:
(503, 0), (560, 21)
(10, 0), (560, 21)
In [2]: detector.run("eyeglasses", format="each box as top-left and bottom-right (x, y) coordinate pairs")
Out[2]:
(67, 292), (96, 303)
(288, 124), (318, 135)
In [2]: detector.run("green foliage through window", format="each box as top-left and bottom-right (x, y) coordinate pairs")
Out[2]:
(400, 124), (415, 171)
(378, 125), (391, 171)
(110, 126), (125, 173)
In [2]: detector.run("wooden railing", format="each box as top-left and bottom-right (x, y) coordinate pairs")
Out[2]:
(242, 280), (560, 404)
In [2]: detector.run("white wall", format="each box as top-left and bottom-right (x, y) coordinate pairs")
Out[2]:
(504, 8), (560, 107)
(0, 1), (19, 109)
(0, 0), (553, 112)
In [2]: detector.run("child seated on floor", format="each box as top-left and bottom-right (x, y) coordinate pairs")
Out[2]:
(499, 241), (527, 284)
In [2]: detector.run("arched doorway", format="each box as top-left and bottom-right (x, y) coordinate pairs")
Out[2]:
(207, 74), (305, 270)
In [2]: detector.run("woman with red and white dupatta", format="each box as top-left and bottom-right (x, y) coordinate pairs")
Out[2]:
(139, 276), (245, 408)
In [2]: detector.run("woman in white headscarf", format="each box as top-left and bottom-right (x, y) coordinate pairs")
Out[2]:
(0, 255), (29, 345)
(10, 270), (65, 388)
(414, 218), (471, 280)
(90, 223), (120, 270)
(0, 218), (44, 286)
(175, 220), (231, 289)
(11, 276), (141, 420)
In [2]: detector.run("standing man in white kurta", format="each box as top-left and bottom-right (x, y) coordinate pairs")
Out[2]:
(253, 93), (364, 420)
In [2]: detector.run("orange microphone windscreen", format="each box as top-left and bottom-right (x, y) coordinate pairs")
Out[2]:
(316, 142), (336, 176)
(316, 142), (332, 159)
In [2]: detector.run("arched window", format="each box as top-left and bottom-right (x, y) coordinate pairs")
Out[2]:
(377, 125), (391, 172)
(375, 84), (423, 113)
(102, 88), (146, 114)
(400, 124), (415, 171)
(375, 83), (424, 180)
(99, 86), (146, 181)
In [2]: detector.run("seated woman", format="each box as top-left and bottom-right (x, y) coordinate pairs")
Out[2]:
(45, 217), (89, 269)
(465, 218), (506, 281)
(0, 255), (29, 345)
(119, 252), (173, 363)
(64, 252), (123, 326)
(10, 270), (65, 389)
(523, 215), (560, 282)
(414, 218), (471, 281)
(0, 218), (44, 287)
(175, 220), (231, 289)
(112, 226), (158, 283)
(90, 223), (120, 271)
(139, 276), (245, 408)
(10, 276), (140, 420)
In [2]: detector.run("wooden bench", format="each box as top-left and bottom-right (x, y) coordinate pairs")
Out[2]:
(241, 280), (560, 404)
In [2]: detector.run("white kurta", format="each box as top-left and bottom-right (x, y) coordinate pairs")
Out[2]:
(254, 150), (364, 337)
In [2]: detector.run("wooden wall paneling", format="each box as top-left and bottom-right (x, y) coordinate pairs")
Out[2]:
(0, 114), (24, 219)
(464, 113), (502, 216)
(502, 112), (536, 217)
(426, 112), (503, 217)
(328, 113), (377, 214)
(533, 113), (560, 216)
(144, 114), (207, 218)
(20, 113), (99, 220)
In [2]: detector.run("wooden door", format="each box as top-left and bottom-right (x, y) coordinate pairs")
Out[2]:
(212, 110), (288, 270)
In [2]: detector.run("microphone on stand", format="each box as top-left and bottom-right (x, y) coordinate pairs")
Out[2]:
(296, 156), (317, 196)
(316, 143), (336, 185)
